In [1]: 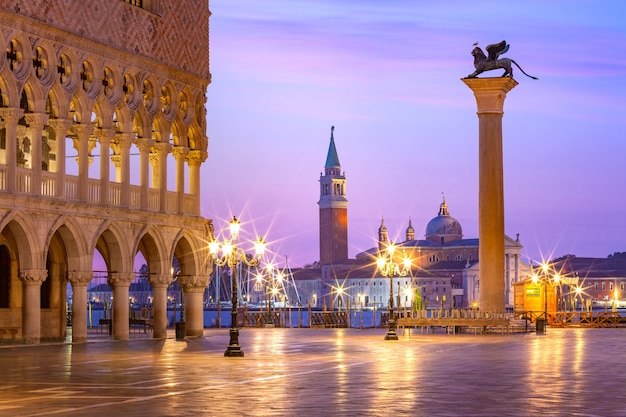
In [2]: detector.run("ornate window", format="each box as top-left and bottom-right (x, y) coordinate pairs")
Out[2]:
(122, 0), (161, 15)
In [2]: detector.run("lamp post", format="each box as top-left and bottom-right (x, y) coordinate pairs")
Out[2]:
(209, 216), (266, 357)
(531, 263), (561, 333)
(376, 242), (411, 340)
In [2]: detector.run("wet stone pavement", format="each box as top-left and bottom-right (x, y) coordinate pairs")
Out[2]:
(0, 327), (625, 416)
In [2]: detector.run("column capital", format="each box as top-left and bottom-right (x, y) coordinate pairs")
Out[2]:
(148, 274), (174, 288)
(96, 128), (116, 141)
(107, 272), (135, 288)
(67, 271), (93, 286)
(178, 275), (209, 293)
(48, 118), (73, 135)
(114, 132), (135, 149)
(153, 142), (172, 155)
(19, 269), (48, 286)
(0, 107), (24, 122)
(172, 146), (189, 160)
(135, 137), (154, 153)
(23, 112), (49, 128)
(72, 123), (95, 138)
(187, 150), (208, 166)
(461, 77), (518, 113)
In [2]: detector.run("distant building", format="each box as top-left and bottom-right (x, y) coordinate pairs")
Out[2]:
(290, 130), (531, 310)
(541, 255), (626, 309)
(318, 126), (348, 266)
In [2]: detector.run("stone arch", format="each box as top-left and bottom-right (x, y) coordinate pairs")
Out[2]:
(152, 111), (171, 143)
(114, 101), (133, 135)
(92, 221), (131, 274)
(93, 96), (115, 130)
(69, 89), (95, 124)
(22, 78), (47, 113)
(133, 225), (168, 276)
(187, 120), (202, 151)
(132, 105), (152, 139)
(177, 88), (193, 125)
(45, 83), (71, 119)
(0, 210), (41, 270)
(171, 228), (204, 277)
(0, 71), (20, 107)
(171, 117), (188, 147)
(46, 216), (89, 273)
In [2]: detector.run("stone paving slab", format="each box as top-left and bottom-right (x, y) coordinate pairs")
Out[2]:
(0, 327), (625, 416)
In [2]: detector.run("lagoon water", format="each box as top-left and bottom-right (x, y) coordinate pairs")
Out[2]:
(84, 307), (388, 329)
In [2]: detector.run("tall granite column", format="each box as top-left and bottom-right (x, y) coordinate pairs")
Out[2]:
(462, 77), (518, 312)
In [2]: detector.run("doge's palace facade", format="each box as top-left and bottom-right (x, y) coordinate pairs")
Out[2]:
(0, 0), (213, 343)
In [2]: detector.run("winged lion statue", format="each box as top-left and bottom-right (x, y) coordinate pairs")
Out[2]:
(466, 40), (538, 80)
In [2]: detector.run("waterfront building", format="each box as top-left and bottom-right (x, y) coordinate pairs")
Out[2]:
(0, 1), (212, 343)
(305, 130), (530, 310)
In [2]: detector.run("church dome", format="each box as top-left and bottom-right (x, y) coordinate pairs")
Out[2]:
(425, 198), (463, 243)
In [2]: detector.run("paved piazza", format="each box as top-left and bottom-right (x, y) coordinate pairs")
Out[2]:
(0, 327), (624, 416)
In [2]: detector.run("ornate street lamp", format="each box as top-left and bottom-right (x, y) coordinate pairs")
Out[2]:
(209, 216), (266, 357)
(376, 242), (412, 340)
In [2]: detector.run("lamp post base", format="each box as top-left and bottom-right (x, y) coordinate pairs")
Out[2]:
(385, 318), (399, 341)
(224, 328), (245, 357)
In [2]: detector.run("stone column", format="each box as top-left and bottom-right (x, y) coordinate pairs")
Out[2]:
(148, 274), (173, 339)
(67, 272), (92, 343)
(97, 129), (114, 205)
(172, 146), (188, 214)
(48, 118), (73, 198)
(115, 133), (134, 207)
(154, 143), (171, 212)
(23, 113), (49, 196)
(18, 269), (48, 344)
(462, 77), (517, 312)
(135, 138), (153, 210)
(188, 150), (207, 216)
(179, 275), (209, 337)
(108, 273), (134, 340)
(0, 108), (24, 192)
(73, 124), (94, 202)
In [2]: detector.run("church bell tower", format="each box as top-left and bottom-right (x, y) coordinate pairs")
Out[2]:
(318, 126), (348, 265)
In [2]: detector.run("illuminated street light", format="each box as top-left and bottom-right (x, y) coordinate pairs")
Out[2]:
(209, 216), (266, 357)
(376, 242), (411, 340)
(532, 262), (562, 334)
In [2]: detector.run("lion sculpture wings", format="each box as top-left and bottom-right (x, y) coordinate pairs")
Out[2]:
(467, 40), (538, 80)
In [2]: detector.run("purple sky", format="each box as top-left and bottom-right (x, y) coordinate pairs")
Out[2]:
(201, 1), (626, 268)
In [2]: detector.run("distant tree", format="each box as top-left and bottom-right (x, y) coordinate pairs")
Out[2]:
(303, 261), (320, 269)
(552, 254), (576, 262)
(608, 252), (626, 259)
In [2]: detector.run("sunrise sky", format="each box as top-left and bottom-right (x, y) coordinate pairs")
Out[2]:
(201, 1), (626, 268)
